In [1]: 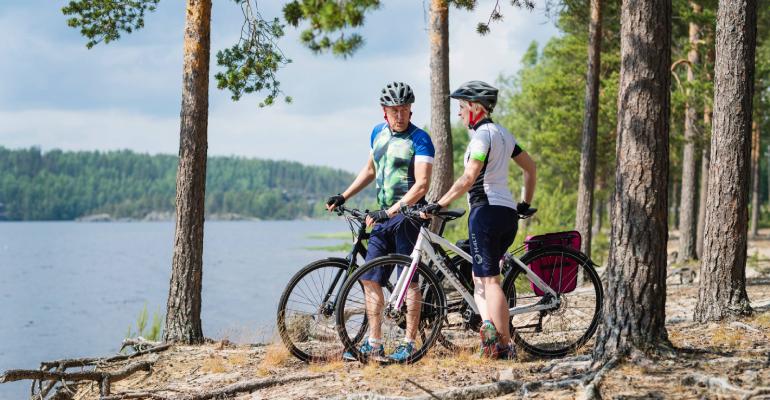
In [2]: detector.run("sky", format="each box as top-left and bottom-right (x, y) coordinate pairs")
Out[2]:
(0, 1), (559, 172)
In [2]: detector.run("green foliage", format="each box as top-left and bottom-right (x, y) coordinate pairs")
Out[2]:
(62, 0), (159, 48)
(126, 304), (163, 341)
(215, 1), (292, 106)
(0, 147), (371, 221)
(283, 0), (380, 57)
(62, 0), (291, 107)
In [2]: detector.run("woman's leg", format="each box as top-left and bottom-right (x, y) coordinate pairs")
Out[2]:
(474, 275), (511, 346)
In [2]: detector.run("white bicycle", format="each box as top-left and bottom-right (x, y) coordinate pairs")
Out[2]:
(334, 206), (603, 364)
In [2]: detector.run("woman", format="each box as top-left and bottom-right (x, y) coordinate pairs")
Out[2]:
(422, 81), (536, 359)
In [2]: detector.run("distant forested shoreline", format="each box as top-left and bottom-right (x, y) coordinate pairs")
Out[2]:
(0, 147), (371, 221)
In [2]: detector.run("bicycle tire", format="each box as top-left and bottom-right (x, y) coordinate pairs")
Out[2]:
(276, 258), (367, 362)
(335, 255), (445, 364)
(502, 246), (603, 358)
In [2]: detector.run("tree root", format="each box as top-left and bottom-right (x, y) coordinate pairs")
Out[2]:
(538, 354), (592, 374)
(342, 357), (622, 400)
(682, 372), (770, 399)
(101, 373), (324, 400)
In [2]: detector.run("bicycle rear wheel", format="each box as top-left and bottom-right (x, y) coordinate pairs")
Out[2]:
(335, 255), (445, 364)
(277, 258), (366, 362)
(502, 247), (603, 358)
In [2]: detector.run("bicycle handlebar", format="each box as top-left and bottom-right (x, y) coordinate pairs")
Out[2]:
(333, 205), (367, 221)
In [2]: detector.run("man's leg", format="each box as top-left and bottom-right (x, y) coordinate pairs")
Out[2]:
(393, 214), (422, 343)
(362, 280), (384, 340)
(405, 282), (422, 342)
(358, 224), (393, 343)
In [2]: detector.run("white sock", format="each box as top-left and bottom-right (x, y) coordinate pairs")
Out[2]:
(368, 337), (382, 346)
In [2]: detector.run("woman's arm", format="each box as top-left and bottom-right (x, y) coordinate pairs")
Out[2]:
(513, 151), (536, 203)
(436, 159), (484, 208)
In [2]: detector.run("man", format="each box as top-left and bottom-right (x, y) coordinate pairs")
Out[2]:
(326, 81), (434, 362)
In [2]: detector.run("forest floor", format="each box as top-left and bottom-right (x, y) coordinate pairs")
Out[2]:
(56, 233), (770, 399)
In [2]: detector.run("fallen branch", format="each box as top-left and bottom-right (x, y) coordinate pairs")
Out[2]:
(39, 343), (171, 370)
(102, 373), (325, 400)
(2, 360), (153, 396)
(120, 337), (163, 352)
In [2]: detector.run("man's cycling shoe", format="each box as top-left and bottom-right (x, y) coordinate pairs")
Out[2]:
(388, 341), (416, 363)
(343, 339), (384, 362)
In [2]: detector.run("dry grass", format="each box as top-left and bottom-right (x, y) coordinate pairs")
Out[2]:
(259, 342), (291, 369)
(200, 355), (228, 374)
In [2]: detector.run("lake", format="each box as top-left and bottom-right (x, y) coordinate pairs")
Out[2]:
(0, 220), (346, 399)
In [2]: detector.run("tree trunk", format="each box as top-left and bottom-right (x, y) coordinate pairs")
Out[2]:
(750, 120), (760, 238)
(576, 0), (603, 258)
(671, 181), (679, 230)
(694, 0), (756, 322)
(164, 0), (211, 344)
(425, 0), (452, 204)
(696, 104), (712, 259)
(593, 0), (671, 362)
(678, 2), (702, 262)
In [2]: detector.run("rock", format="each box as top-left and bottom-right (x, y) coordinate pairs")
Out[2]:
(498, 368), (515, 381)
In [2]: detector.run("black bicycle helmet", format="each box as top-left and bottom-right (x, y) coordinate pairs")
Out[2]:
(380, 82), (415, 106)
(449, 80), (498, 113)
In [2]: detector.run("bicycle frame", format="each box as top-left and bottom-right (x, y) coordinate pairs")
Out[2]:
(388, 224), (560, 317)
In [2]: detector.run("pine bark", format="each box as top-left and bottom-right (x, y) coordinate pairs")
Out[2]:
(576, 0), (603, 258)
(694, 0), (756, 322)
(696, 39), (715, 260)
(164, 0), (211, 344)
(593, 0), (671, 362)
(697, 104), (712, 259)
(678, 2), (702, 262)
(750, 120), (760, 238)
(425, 0), (452, 203)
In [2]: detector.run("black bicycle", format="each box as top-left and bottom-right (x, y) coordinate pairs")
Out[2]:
(276, 206), (370, 362)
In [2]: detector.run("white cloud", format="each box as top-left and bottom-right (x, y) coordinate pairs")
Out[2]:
(0, 1), (559, 172)
(0, 109), (179, 154)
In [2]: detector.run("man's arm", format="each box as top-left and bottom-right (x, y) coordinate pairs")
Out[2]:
(513, 151), (536, 204)
(436, 159), (483, 208)
(384, 162), (432, 216)
(327, 155), (375, 211)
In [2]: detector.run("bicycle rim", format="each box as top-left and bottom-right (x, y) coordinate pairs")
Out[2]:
(277, 258), (366, 362)
(335, 255), (445, 364)
(503, 248), (603, 357)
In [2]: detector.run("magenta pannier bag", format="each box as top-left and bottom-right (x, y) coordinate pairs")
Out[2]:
(525, 231), (582, 296)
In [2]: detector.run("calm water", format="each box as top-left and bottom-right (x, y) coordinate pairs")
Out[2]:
(0, 220), (345, 399)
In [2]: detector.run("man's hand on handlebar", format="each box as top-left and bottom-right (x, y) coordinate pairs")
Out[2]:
(365, 210), (390, 227)
(326, 194), (345, 211)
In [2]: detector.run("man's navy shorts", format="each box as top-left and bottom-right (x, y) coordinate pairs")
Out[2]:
(359, 214), (420, 286)
(468, 205), (518, 278)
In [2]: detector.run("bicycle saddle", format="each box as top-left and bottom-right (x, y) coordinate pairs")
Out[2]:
(437, 209), (466, 220)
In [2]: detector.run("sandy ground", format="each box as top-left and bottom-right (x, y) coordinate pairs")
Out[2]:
(53, 232), (770, 399)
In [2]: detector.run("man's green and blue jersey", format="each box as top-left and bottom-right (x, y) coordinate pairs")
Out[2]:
(370, 122), (435, 209)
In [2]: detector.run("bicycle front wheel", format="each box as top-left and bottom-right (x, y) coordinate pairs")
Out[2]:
(335, 255), (445, 364)
(502, 247), (603, 358)
(277, 258), (366, 362)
